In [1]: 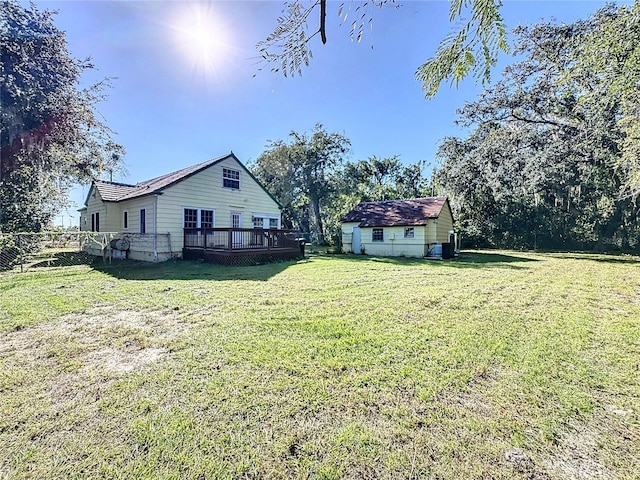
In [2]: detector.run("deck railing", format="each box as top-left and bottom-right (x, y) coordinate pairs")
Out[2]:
(183, 228), (300, 251)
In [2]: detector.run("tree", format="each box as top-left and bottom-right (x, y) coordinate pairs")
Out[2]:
(343, 156), (403, 202)
(434, 5), (640, 251)
(257, 0), (509, 97)
(0, 1), (124, 232)
(251, 124), (350, 243)
(249, 140), (309, 231)
(342, 156), (429, 202)
(562, 2), (640, 197)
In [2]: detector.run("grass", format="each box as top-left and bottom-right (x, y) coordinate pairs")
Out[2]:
(1, 251), (639, 479)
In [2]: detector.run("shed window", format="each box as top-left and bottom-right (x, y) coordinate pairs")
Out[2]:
(372, 228), (383, 242)
(223, 168), (240, 189)
(123, 211), (128, 229)
(269, 218), (278, 229)
(404, 227), (414, 238)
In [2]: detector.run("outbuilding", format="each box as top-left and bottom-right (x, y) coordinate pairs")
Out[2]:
(340, 196), (457, 258)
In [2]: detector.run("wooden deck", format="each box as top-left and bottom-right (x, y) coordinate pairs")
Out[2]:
(182, 228), (304, 265)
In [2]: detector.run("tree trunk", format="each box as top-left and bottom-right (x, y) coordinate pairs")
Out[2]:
(310, 197), (325, 244)
(595, 206), (623, 252)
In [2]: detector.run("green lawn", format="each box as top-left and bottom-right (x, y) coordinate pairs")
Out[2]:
(1, 251), (639, 479)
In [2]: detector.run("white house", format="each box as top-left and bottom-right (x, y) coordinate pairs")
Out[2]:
(79, 153), (285, 262)
(340, 197), (456, 258)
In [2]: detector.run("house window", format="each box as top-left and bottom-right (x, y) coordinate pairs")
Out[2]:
(200, 210), (214, 229)
(372, 228), (383, 242)
(184, 208), (214, 229)
(223, 168), (240, 189)
(123, 211), (128, 230)
(184, 208), (198, 229)
(91, 212), (100, 232)
(251, 215), (279, 229)
(404, 227), (414, 238)
(140, 208), (146, 234)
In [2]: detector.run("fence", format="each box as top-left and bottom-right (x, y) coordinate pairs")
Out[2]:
(0, 232), (173, 274)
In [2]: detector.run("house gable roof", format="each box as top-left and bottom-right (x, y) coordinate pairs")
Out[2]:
(84, 153), (282, 208)
(93, 181), (138, 202)
(340, 197), (449, 227)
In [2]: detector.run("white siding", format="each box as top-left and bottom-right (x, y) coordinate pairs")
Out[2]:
(117, 197), (156, 235)
(156, 157), (281, 254)
(340, 199), (455, 258)
(82, 233), (173, 262)
(359, 226), (427, 258)
(81, 186), (120, 232)
(434, 202), (454, 243)
(340, 222), (360, 253)
(80, 157), (281, 261)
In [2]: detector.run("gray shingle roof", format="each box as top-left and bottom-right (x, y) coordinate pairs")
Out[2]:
(93, 181), (138, 202)
(340, 197), (449, 227)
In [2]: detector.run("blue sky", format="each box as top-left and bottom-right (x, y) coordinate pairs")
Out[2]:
(34, 0), (616, 226)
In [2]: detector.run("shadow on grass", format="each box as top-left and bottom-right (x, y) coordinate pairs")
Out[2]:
(546, 252), (639, 265)
(50, 251), (540, 280)
(321, 251), (538, 269)
(93, 258), (297, 281)
(27, 251), (99, 268)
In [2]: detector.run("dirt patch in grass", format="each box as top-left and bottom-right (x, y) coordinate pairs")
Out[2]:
(0, 306), (187, 413)
(0, 306), (189, 477)
(546, 425), (612, 479)
(544, 402), (639, 480)
(430, 367), (640, 480)
(1, 306), (185, 370)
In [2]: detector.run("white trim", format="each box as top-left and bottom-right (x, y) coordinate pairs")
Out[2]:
(251, 212), (280, 229)
(139, 207), (147, 234)
(122, 210), (129, 230)
(222, 167), (241, 190)
(91, 212), (100, 232)
(230, 211), (243, 228)
(182, 206), (216, 228)
(153, 195), (159, 261)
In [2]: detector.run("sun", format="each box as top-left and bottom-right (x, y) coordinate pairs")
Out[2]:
(171, 3), (229, 78)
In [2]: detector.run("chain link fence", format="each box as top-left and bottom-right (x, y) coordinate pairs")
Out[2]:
(0, 232), (173, 274)
(0, 232), (106, 273)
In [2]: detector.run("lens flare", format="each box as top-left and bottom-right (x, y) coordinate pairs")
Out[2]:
(171, 3), (229, 80)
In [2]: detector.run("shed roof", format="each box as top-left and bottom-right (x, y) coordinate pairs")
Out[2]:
(340, 197), (449, 227)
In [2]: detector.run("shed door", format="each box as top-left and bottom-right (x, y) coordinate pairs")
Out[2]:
(352, 226), (362, 254)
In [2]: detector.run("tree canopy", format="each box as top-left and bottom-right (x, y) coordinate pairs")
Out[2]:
(258, 0), (508, 97)
(251, 124), (351, 244)
(251, 125), (430, 244)
(0, 0), (124, 232)
(433, 4), (640, 251)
